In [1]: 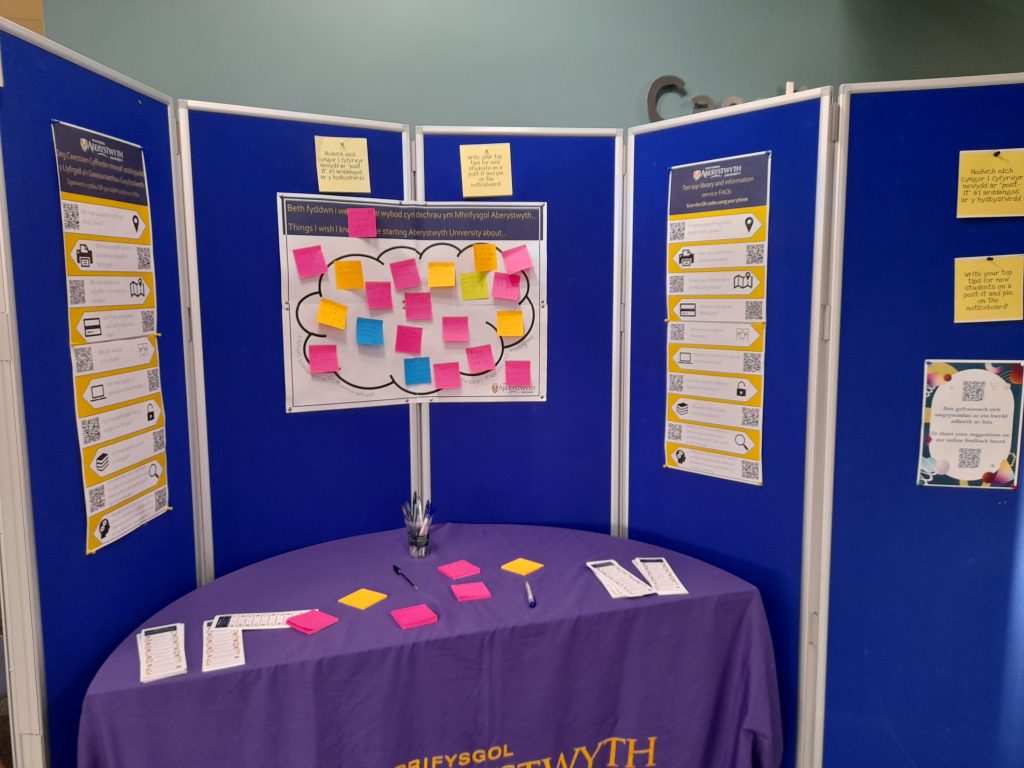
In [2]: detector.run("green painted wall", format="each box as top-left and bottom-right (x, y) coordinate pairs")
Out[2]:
(42, 0), (1024, 128)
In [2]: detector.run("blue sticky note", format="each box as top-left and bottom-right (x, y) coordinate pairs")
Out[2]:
(404, 357), (432, 386)
(356, 317), (384, 346)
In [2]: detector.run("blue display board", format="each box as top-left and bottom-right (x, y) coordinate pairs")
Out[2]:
(627, 93), (829, 768)
(183, 106), (410, 575)
(419, 130), (620, 532)
(0, 31), (195, 764)
(826, 79), (1024, 768)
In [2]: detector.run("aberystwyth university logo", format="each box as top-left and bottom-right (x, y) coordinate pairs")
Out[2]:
(394, 736), (658, 768)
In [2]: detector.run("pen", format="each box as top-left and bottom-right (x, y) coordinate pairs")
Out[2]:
(525, 580), (536, 608)
(393, 564), (418, 591)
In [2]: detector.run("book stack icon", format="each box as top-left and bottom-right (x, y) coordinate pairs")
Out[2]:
(96, 453), (110, 473)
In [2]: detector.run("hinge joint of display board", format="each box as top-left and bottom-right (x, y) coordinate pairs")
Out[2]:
(820, 304), (831, 342)
(0, 45), (5, 88)
(173, 116), (181, 156)
(622, 145), (628, 176)
(829, 102), (839, 144)
(619, 302), (626, 334)
(0, 312), (11, 361)
(410, 140), (416, 173)
(186, 306), (193, 343)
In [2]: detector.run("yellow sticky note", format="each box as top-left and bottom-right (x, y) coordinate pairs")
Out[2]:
(459, 142), (513, 198)
(502, 558), (544, 576)
(315, 136), (371, 194)
(339, 588), (387, 610)
(954, 254), (1024, 323)
(428, 261), (456, 288)
(317, 298), (348, 330)
(497, 310), (524, 337)
(460, 271), (490, 301)
(474, 243), (498, 272)
(957, 149), (1024, 218)
(335, 260), (365, 290)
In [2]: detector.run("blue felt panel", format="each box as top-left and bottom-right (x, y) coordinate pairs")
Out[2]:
(184, 109), (410, 575)
(0, 32), (195, 765)
(420, 132), (619, 533)
(826, 82), (1024, 768)
(628, 95), (827, 768)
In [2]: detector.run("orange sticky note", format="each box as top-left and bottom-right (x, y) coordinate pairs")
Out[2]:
(428, 262), (456, 288)
(496, 310), (524, 338)
(317, 299), (348, 330)
(474, 243), (498, 272)
(335, 260), (365, 290)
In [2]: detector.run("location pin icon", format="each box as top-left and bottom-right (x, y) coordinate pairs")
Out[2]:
(744, 216), (754, 232)
(132, 215), (140, 233)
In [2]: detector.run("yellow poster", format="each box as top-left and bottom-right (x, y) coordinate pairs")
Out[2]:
(460, 143), (513, 198)
(954, 254), (1024, 323)
(314, 136), (371, 194)
(957, 149), (1024, 218)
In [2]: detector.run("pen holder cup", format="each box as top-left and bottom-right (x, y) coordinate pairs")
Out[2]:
(407, 524), (429, 558)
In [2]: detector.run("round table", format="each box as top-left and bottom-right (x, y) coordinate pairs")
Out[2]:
(79, 523), (782, 767)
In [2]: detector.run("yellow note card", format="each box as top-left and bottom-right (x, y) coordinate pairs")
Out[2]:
(957, 149), (1024, 218)
(317, 298), (348, 330)
(428, 261), (456, 288)
(315, 136), (371, 194)
(460, 271), (490, 301)
(497, 310), (524, 337)
(460, 142), (513, 198)
(954, 254), (1024, 323)
(502, 558), (544, 576)
(474, 243), (498, 272)
(339, 588), (388, 610)
(335, 260), (365, 290)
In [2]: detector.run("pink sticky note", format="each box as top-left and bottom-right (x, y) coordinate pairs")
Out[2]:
(391, 604), (439, 630)
(438, 559), (481, 580)
(286, 609), (339, 635)
(395, 325), (423, 355)
(451, 582), (492, 602)
(442, 316), (470, 343)
(492, 272), (521, 301)
(405, 292), (433, 322)
(466, 344), (496, 373)
(505, 360), (532, 387)
(390, 258), (421, 291)
(308, 344), (339, 373)
(501, 245), (533, 274)
(434, 362), (462, 389)
(292, 245), (327, 279)
(365, 281), (393, 310)
(348, 207), (378, 237)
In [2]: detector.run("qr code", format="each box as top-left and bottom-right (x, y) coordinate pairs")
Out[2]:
(155, 487), (168, 510)
(668, 221), (687, 241)
(147, 368), (161, 392)
(152, 428), (166, 452)
(668, 275), (686, 293)
(741, 460), (761, 482)
(742, 353), (762, 373)
(958, 448), (981, 469)
(668, 374), (686, 393)
(142, 311), (156, 333)
(669, 324), (686, 342)
(72, 346), (94, 373)
(62, 202), (81, 231)
(136, 247), (152, 270)
(962, 381), (985, 401)
(81, 416), (101, 445)
(666, 423), (683, 442)
(745, 244), (765, 265)
(745, 301), (764, 321)
(87, 485), (106, 514)
(741, 407), (761, 428)
(69, 280), (86, 306)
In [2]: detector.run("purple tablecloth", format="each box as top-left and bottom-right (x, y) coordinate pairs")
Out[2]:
(79, 523), (782, 767)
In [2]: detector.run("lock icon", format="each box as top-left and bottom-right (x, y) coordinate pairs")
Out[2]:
(736, 381), (747, 397)
(146, 404), (155, 422)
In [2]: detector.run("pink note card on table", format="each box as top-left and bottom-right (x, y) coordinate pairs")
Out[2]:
(505, 360), (532, 387)
(438, 559), (481, 580)
(286, 609), (339, 635)
(308, 344), (339, 374)
(391, 604), (439, 630)
(501, 245), (533, 274)
(451, 582), (491, 602)
(492, 272), (521, 301)
(442, 316), (470, 343)
(405, 291), (433, 321)
(293, 245), (327, 279)
(348, 207), (378, 237)
(395, 324), (423, 355)
(434, 362), (462, 389)
(466, 344), (496, 373)
(390, 258), (421, 291)
(365, 281), (393, 310)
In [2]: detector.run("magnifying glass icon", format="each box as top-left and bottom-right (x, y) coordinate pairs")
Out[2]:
(735, 434), (752, 452)
(148, 464), (160, 478)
